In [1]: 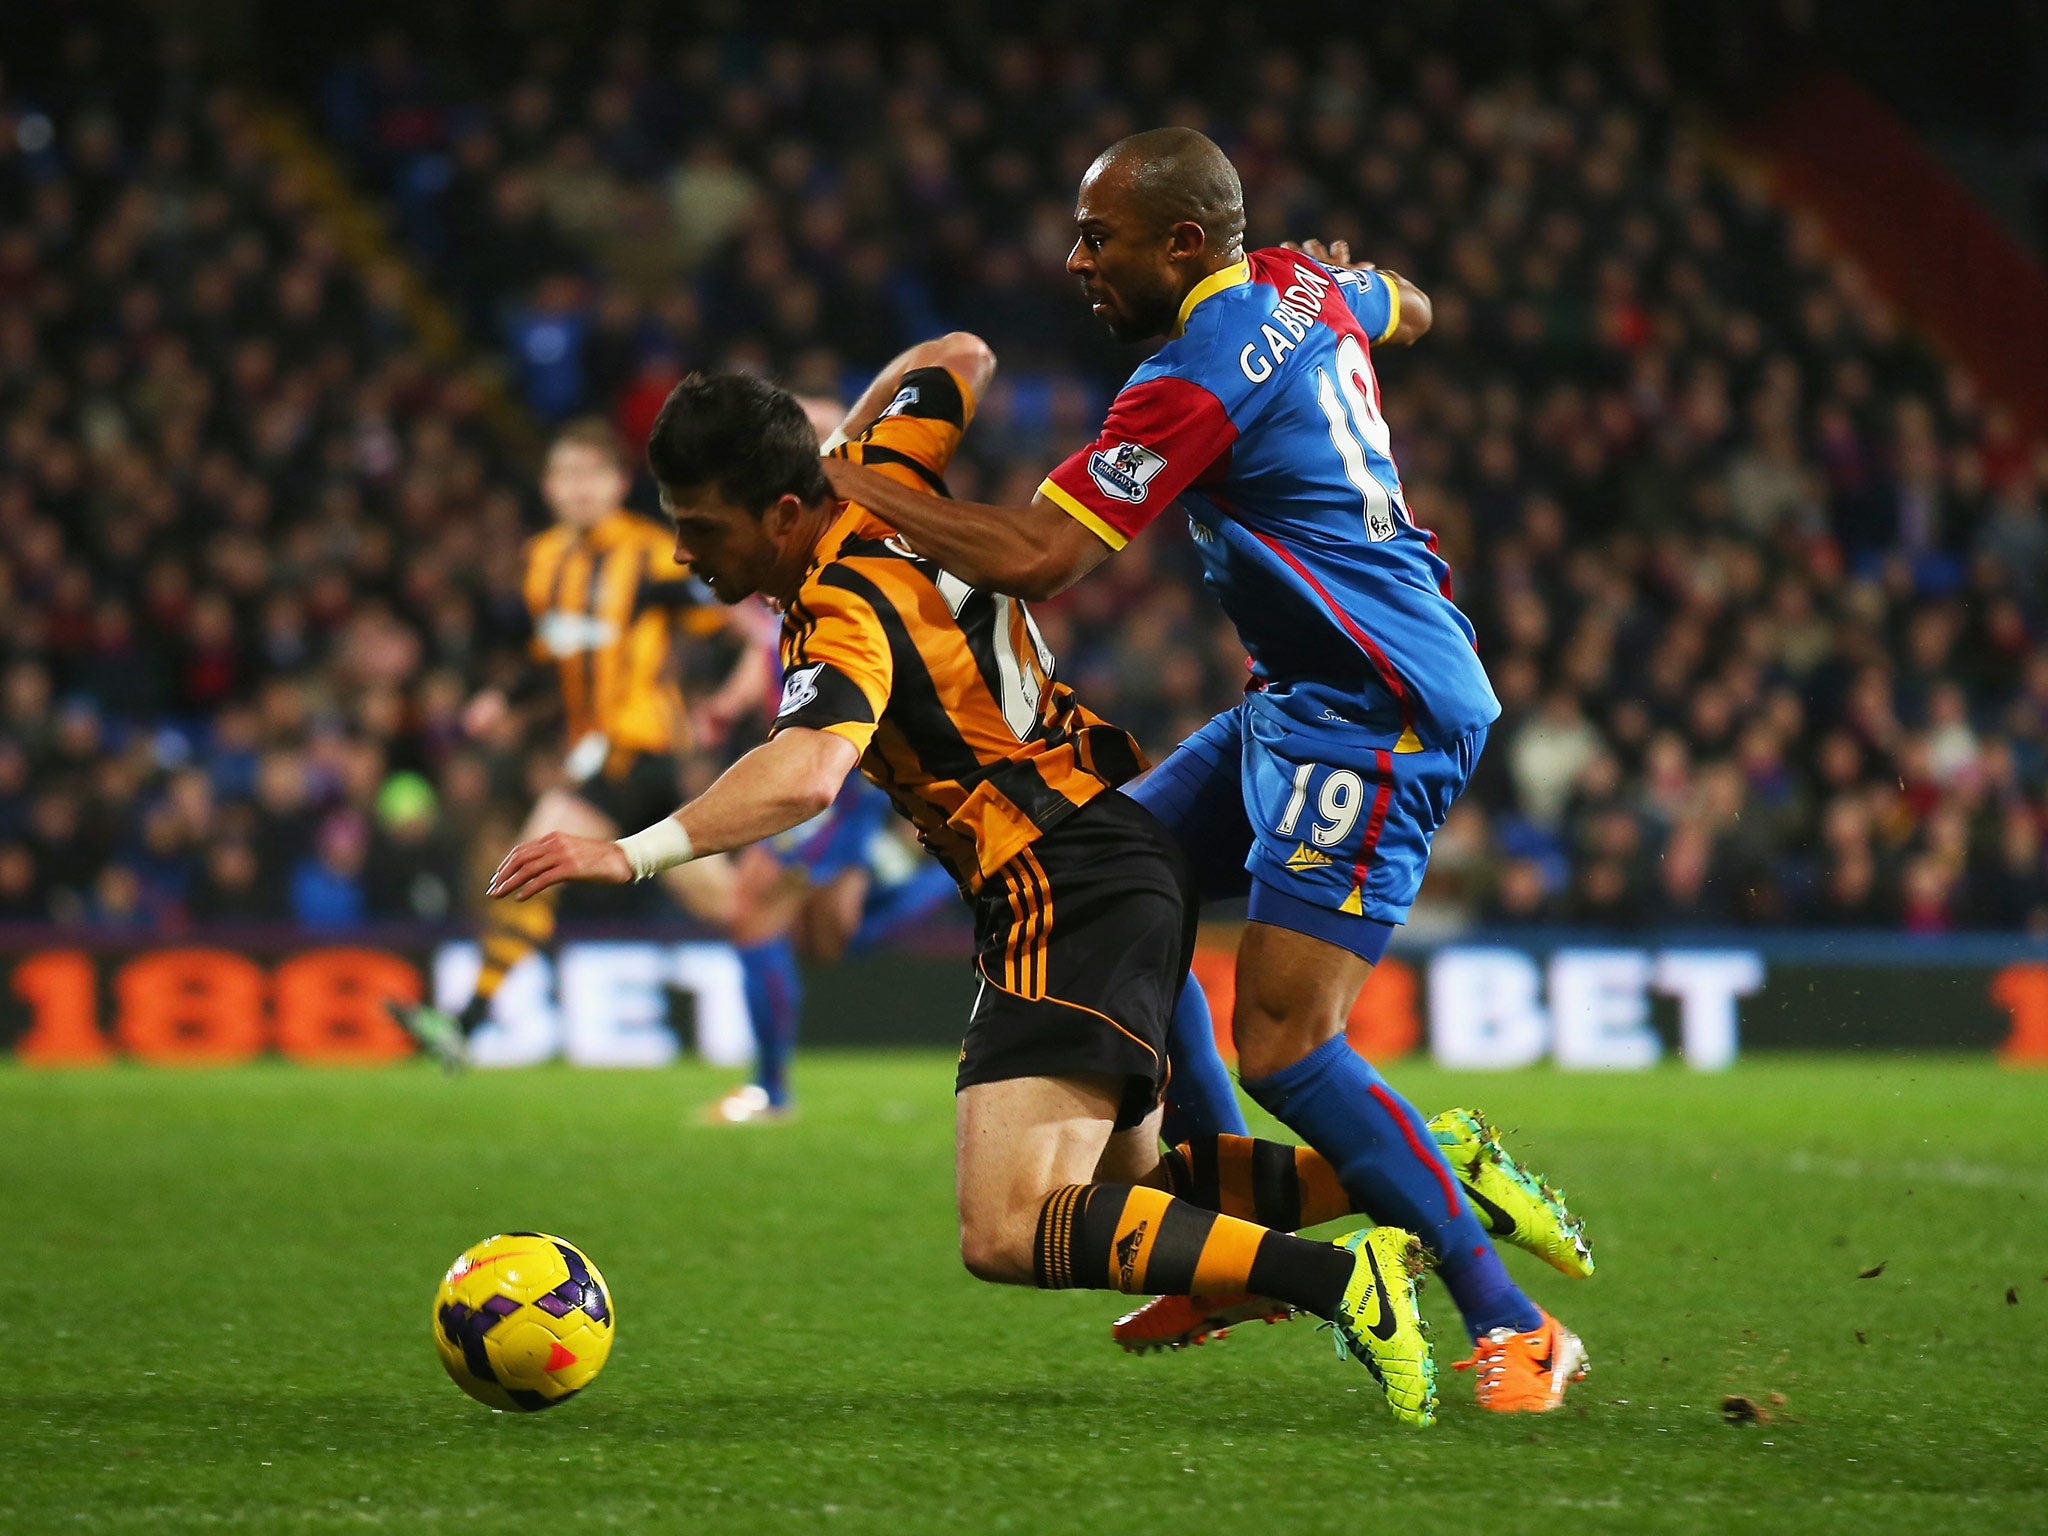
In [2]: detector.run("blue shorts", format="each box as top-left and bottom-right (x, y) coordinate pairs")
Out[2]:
(1124, 699), (1485, 955)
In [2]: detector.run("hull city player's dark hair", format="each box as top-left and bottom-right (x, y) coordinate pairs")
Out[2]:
(647, 373), (832, 514)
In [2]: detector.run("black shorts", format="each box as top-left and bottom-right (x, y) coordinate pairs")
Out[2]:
(575, 751), (684, 835)
(957, 792), (1197, 1131)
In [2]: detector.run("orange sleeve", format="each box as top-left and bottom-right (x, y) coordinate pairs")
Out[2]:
(771, 569), (895, 753)
(829, 365), (975, 494)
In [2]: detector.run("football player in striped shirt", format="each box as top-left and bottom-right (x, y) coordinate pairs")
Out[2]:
(485, 333), (1442, 1425)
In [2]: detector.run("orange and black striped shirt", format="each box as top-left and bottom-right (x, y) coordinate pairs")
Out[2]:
(771, 366), (1146, 892)
(521, 509), (720, 757)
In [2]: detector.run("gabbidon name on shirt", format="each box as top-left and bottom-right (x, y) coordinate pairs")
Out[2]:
(1237, 260), (1336, 385)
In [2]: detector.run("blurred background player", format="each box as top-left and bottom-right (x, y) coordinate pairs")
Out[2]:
(389, 418), (753, 1065)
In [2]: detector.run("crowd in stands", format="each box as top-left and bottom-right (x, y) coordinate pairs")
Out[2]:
(0, 23), (541, 928)
(5, 5), (2048, 933)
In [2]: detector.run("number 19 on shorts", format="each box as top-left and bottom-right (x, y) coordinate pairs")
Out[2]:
(1275, 760), (1367, 848)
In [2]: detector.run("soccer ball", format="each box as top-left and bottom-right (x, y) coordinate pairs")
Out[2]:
(432, 1232), (615, 1411)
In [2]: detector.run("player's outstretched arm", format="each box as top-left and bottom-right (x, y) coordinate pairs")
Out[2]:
(486, 728), (860, 900)
(1286, 238), (1432, 346)
(819, 459), (1112, 601)
(823, 331), (999, 451)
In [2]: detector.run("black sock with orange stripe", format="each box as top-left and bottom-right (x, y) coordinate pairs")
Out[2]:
(1160, 1135), (1355, 1230)
(1031, 1184), (1353, 1319)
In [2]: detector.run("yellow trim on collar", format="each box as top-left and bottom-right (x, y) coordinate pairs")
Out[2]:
(1038, 477), (1130, 550)
(1379, 275), (1401, 344)
(1173, 258), (1252, 335)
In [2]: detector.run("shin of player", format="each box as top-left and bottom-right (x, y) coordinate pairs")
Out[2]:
(955, 1074), (1388, 1347)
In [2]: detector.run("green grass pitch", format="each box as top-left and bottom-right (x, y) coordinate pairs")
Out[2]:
(6, 1053), (2045, 1534)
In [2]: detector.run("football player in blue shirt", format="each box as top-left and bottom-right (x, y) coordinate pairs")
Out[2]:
(823, 128), (1592, 1413)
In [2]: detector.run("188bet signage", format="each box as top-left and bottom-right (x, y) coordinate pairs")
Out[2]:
(0, 932), (2042, 1066)
(0, 940), (754, 1068)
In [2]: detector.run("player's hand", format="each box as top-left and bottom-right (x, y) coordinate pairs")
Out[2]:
(486, 832), (631, 900)
(1284, 238), (1371, 272)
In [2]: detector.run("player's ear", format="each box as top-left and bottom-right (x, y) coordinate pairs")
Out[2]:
(765, 492), (805, 538)
(1167, 220), (1208, 264)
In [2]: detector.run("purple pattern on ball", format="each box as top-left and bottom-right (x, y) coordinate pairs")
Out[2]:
(550, 1241), (609, 1323)
(438, 1300), (502, 1384)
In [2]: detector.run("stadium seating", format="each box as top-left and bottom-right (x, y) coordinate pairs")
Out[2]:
(4, 5), (2045, 931)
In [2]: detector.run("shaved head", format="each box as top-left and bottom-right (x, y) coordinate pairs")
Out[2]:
(1068, 128), (1248, 342)
(1086, 128), (1246, 255)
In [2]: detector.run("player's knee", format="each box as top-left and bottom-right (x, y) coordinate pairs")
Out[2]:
(957, 1215), (1031, 1286)
(1231, 996), (1334, 1080)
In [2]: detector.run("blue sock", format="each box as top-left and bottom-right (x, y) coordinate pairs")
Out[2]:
(735, 936), (801, 1108)
(1162, 973), (1248, 1144)
(1241, 1034), (1542, 1341)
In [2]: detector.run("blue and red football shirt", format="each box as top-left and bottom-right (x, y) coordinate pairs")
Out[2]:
(1039, 248), (1499, 748)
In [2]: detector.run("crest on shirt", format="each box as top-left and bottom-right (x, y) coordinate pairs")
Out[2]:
(777, 663), (823, 718)
(1086, 441), (1168, 504)
(880, 385), (920, 419)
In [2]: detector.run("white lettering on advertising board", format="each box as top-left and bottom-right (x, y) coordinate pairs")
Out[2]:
(1428, 946), (1763, 1071)
(434, 941), (752, 1069)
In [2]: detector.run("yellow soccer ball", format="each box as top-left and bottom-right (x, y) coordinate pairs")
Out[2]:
(432, 1232), (615, 1411)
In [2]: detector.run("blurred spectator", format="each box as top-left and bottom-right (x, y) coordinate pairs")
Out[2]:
(0, 844), (41, 920)
(290, 811), (369, 928)
(189, 841), (270, 922)
(3, 4), (2047, 939)
(365, 771), (462, 920)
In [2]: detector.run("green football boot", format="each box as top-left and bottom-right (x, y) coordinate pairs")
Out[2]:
(1430, 1107), (1593, 1279)
(1328, 1226), (1438, 1427)
(386, 1000), (468, 1073)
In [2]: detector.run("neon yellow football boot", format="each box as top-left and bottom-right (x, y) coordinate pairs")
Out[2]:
(1328, 1226), (1437, 1426)
(1430, 1107), (1593, 1279)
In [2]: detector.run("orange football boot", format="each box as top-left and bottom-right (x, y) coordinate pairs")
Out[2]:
(1112, 1293), (1295, 1353)
(1452, 1309), (1589, 1411)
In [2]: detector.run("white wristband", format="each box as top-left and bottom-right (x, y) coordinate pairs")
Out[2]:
(818, 426), (849, 455)
(615, 818), (695, 881)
